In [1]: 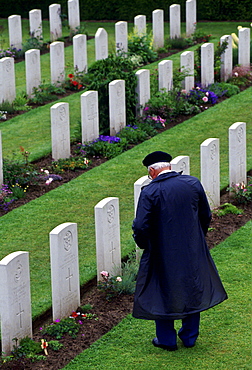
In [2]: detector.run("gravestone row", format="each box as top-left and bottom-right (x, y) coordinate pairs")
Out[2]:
(0, 123), (247, 354)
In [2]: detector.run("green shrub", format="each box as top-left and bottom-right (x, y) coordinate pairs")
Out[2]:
(128, 29), (158, 64)
(207, 82), (240, 97)
(78, 136), (128, 159)
(48, 340), (64, 351)
(82, 54), (137, 134)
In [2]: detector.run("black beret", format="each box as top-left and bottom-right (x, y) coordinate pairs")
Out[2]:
(142, 151), (172, 167)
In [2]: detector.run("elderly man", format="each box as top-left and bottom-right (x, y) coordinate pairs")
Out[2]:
(132, 151), (227, 351)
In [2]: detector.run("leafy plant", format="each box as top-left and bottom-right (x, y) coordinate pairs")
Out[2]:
(51, 157), (90, 172)
(98, 253), (139, 300)
(117, 124), (149, 143)
(11, 337), (44, 360)
(48, 340), (64, 351)
(0, 184), (14, 211)
(77, 135), (128, 159)
(227, 177), (252, 204)
(128, 29), (157, 64)
(42, 317), (80, 339)
(29, 83), (66, 105)
(213, 202), (243, 216)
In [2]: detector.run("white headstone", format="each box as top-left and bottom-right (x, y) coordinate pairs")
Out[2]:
(0, 57), (16, 104)
(171, 155), (190, 175)
(0, 251), (32, 355)
(115, 21), (128, 56)
(8, 15), (22, 50)
(25, 49), (41, 98)
(170, 4), (181, 39)
(109, 79), (126, 136)
(201, 138), (220, 209)
(201, 43), (214, 87)
(81, 90), (99, 143)
(50, 223), (80, 321)
(73, 34), (87, 73)
(152, 9), (164, 49)
(95, 197), (121, 281)
(134, 15), (146, 36)
(220, 35), (233, 82)
(229, 122), (247, 187)
(49, 3), (62, 41)
(136, 69), (150, 115)
(29, 9), (42, 39)
(134, 175), (151, 215)
(158, 59), (173, 92)
(51, 102), (71, 160)
(238, 27), (250, 67)
(95, 28), (108, 61)
(50, 41), (65, 85)
(68, 0), (80, 32)
(186, 0), (196, 37)
(180, 50), (194, 92)
(0, 131), (3, 186)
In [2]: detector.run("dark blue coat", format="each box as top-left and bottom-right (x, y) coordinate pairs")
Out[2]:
(132, 171), (227, 320)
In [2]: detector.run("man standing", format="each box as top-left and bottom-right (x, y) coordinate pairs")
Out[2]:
(132, 151), (228, 351)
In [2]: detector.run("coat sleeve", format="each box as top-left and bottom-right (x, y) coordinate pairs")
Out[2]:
(132, 189), (153, 249)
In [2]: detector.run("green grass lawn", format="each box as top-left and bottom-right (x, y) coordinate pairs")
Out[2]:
(0, 87), (251, 319)
(63, 221), (251, 369)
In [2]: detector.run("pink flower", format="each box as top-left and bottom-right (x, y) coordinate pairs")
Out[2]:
(116, 276), (122, 282)
(202, 96), (208, 103)
(45, 178), (53, 185)
(100, 270), (109, 277)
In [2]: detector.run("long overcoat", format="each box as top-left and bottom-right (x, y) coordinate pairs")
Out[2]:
(132, 171), (227, 320)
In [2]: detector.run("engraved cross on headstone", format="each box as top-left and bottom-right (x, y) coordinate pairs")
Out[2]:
(66, 267), (73, 291)
(239, 156), (244, 178)
(110, 241), (116, 264)
(16, 302), (24, 328)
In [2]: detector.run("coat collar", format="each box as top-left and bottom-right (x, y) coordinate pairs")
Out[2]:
(152, 171), (181, 183)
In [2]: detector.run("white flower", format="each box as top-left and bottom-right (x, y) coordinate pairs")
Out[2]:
(45, 178), (53, 185)
(44, 169), (49, 175)
(234, 72), (239, 77)
(116, 276), (122, 282)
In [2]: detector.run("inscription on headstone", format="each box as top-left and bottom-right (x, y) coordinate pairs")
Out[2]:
(220, 35), (232, 82)
(25, 49), (41, 97)
(158, 60), (173, 92)
(171, 155), (190, 175)
(50, 223), (80, 321)
(0, 57), (16, 103)
(134, 15), (146, 36)
(95, 28), (108, 60)
(29, 9), (42, 39)
(50, 41), (65, 85)
(229, 122), (247, 187)
(109, 79), (126, 135)
(136, 69), (150, 115)
(180, 51), (194, 92)
(8, 15), (22, 49)
(73, 34), (87, 72)
(170, 4), (181, 39)
(201, 138), (220, 209)
(81, 90), (99, 142)
(49, 3), (62, 41)
(51, 102), (71, 160)
(152, 9), (164, 49)
(201, 43), (214, 87)
(95, 197), (121, 280)
(115, 21), (128, 56)
(0, 251), (32, 355)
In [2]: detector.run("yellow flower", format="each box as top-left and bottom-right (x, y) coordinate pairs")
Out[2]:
(237, 25), (242, 30)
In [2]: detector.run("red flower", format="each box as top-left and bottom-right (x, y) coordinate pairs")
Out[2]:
(78, 84), (82, 90)
(72, 80), (78, 86)
(68, 73), (74, 79)
(71, 311), (78, 318)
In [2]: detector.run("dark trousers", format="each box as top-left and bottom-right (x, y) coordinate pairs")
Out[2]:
(155, 312), (200, 347)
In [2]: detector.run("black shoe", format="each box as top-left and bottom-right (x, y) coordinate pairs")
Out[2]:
(152, 338), (178, 351)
